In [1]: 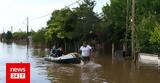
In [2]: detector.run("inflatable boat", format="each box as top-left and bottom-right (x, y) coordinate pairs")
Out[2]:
(44, 53), (81, 64)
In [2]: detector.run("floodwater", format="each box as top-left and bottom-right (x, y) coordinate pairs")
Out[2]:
(0, 42), (160, 83)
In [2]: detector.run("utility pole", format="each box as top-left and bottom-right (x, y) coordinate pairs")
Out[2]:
(131, 0), (135, 60)
(27, 17), (29, 37)
(26, 17), (29, 59)
(3, 28), (4, 33)
(27, 17), (29, 44)
(11, 26), (13, 33)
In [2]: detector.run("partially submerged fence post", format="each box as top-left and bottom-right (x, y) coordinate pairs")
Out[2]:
(112, 43), (114, 59)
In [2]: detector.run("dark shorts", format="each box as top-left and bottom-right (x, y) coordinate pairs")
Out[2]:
(82, 56), (90, 61)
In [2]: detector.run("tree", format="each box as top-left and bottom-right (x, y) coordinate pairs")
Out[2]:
(45, 0), (99, 51)
(101, 0), (160, 55)
(32, 28), (46, 43)
(73, 0), (99, 42)
(135, 0), (160, 53)
(45, 8), (77, 50)
(102, 0), (131, 56)
(13, 32), (27, 40)
(150, 24), (160, 44)
(6, 31), (13, 41)
(102, 0), (129, 44)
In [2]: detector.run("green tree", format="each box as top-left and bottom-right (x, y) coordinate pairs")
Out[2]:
(13, 32), (27, 40)
(102, 0), (130, 56)
(32, 28), (46, 43)
(102, 0), (129, 44)
(102, 0), (160, 55)
(45, 0), (98, 51)
(148, 24), (160, 53)
(150, 24), (160, 44)
(73, 0), (99, 42)
(135, 0), (160, 53)
(45, 8), (75, 43)
(1, 32), (6, 40)
(6, 31), (13, 40)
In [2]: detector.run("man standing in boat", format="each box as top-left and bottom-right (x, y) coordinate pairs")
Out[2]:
(79, 42), (92, 61)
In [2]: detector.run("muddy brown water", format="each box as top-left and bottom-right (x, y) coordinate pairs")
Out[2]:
(0, 42), (159, 83)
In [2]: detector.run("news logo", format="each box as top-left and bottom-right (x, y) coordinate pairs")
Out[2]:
(6, 63), (30, 83)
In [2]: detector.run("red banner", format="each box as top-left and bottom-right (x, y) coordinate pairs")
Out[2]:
(6, 63), (30, 83)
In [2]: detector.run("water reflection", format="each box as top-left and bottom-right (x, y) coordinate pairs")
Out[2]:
(32, 48), (48, 57)
(46, 62), (106, 83)
(0, 42), (50, 83)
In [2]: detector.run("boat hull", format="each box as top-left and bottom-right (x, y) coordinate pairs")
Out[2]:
(44, 53), (81, 64)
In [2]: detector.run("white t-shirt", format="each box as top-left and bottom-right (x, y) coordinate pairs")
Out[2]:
(87, 45), (92, 50)
(80, 46), (91, 57)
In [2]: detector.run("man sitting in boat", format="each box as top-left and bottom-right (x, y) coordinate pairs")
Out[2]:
(79, 42), (92, 61)
(56, 44), (64, 57)
(50, 45), (64, 57)
(50, 45), (57, 57)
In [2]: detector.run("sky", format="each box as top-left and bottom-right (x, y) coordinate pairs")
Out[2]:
(0, 0), (110, 33)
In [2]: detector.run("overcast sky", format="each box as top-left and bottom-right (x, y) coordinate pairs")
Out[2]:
(0, 0), (110, 33)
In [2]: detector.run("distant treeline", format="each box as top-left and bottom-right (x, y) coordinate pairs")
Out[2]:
(0, 31), (31, 42)
(1, 0), (160, 54)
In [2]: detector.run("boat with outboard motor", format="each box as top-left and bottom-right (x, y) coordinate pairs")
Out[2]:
(44, 52), (82, 64)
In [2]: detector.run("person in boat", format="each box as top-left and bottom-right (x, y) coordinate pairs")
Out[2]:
(50, 45), (57, 57)
(79, 42), (92, 61)
(56, 44), (64, 57)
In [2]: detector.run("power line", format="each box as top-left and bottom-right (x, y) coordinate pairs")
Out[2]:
(32, 0), (81, 20)
(31, 13), (51, 20)
(3, 0), (81, 32)
(68, 0), (81, 7)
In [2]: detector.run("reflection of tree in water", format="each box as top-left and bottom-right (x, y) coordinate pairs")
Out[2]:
(32, 48), (48, 57)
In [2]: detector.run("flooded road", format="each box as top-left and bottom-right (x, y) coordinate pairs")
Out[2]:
(0, 42), (160, 83)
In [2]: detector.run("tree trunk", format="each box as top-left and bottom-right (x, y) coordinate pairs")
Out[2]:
(74, 40), (77, 51)
(123, 43), (126, 57)
(77, 41), (80, 51)
(68, 42), (70, 52)
(112, 43), (115, 58)
(65, 42), (67, 54)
